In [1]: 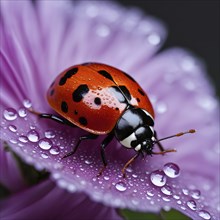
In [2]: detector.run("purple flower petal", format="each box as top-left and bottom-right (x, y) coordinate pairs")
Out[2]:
(0, 179), (122, 220)
(0, 1), (219, 219)
(0, 141), (27, 192)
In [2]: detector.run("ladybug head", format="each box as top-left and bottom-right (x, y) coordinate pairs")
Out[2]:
(114, 108), (155, 152)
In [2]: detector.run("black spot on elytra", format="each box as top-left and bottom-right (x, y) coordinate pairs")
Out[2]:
(50, 89), (54, 96)
(119, 86), (131, 101)
(79, 117), (87, 126)
(74, 110), (78, 115)
(61, 101), (68, 113)
(72, 84), (89, 102)
(115, 107), (119, 111)
(59, 67), (78, 86)
(138, 88), (145, 96)
(94, 97), (101, 105)
(98, 70), (114, 81)
(136, 98), (140, 102)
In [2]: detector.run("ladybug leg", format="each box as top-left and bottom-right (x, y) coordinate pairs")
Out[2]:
(62, 133), (98, 159)
(29, 109), (75, 127)
(121, 152), (140, 178)
(154, 131), (165, 152)
(97, 132), (115, 177)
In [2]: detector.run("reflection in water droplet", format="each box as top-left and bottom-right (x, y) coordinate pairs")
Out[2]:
(150, 170), (167, 187)
(4, 108), (17, 121)
(191, 189), (201, 199)
(49, 146), (60, 155)
(38, 138), (52, 150)
(163, 163), (180, 178)
(8, 125), (17, 132)
(18, 136), (28, 143)
(27, 130), (39, 142)
(186, 200), (197, 210)
(198, 210), (211, 219)
(115, 181), (127, 192)
(23, 99), (32, 108)
(45, 130), (55, 139)
(18, 108), (27, 117)
(161, 185), (172, 195)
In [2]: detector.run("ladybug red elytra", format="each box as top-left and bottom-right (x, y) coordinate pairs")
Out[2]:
(30, 63), (195, 177)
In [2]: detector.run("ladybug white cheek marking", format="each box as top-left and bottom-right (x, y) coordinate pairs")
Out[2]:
(120, 132), (136, 149)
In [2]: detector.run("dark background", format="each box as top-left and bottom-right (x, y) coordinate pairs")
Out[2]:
(116, 0), (220, 96)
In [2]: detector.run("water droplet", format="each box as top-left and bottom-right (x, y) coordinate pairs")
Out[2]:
(191, 189), (201, 199)
(23, 99), (32, 108)
(3, 108), (17, 121)
(198, 210), (211, 220)
(163, 163), (180, 178)
(177, 200), (182, 205)
(161, 185), (172, 195)
(150, 170), (167, 187)
(8, 125), (17, 132)
(85, 159), (93, 165)
(182, 188), (189, 195)
(186, 200), (197, 210)
(10, 139), (17, 144)
(41, 153), (49, 159)
(18, 135), (28, 143)
(38, 138), (52, 150)
(115, 181), (127, 192)
(104, 176), (109, 181)
(146, 189), (154, 197)
(49, 146), (60, 155)
(173, 194), (180, 200)
(45, 130), (55, 138)
(18, 108), (27, 117)
(147, 33), (161, 46)
(27, 130), (39, 142)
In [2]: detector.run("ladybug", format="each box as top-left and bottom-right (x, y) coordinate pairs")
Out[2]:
(31, 63), (195, 177)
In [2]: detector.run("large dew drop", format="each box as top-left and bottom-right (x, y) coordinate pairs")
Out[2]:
(3, 108), (17, 121)
(186, 200), (197, 210)
(198, 210), (211, 220)
(115, 181), (127, 192)
(38, 138), (53, 150)
(150, 170), (167, 187)
(27, 130), (40, 142)
(163, 162), (180, 178)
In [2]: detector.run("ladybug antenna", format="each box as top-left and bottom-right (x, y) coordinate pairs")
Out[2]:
(155, 129), (196, 143)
